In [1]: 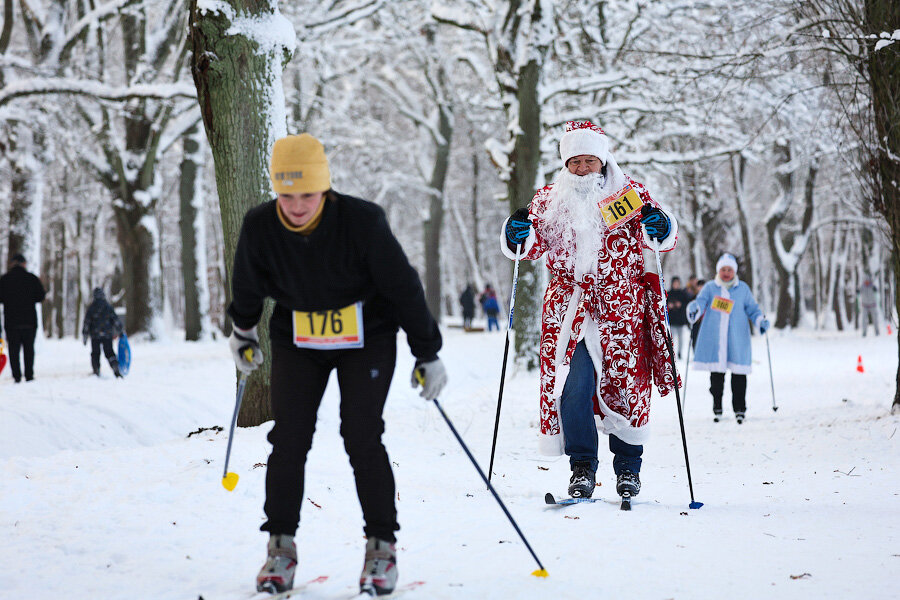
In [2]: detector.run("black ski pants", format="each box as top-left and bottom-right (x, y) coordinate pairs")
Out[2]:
(6, 326), (37, 381)
(90, 337), (117, 373)
(710, 371), (747, 415)
(262, 335), (399, 542)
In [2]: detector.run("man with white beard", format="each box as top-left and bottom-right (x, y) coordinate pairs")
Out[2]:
(500, 121), (680, 503)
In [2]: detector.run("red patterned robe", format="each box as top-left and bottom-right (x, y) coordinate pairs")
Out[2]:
(501, 177), (679, 454)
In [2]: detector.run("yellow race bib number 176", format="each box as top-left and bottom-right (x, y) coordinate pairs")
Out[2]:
(292, 301), (364, 349)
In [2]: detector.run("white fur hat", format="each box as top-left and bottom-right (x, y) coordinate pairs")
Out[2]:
(716, 253), (738, 273)
(559, 121), (610, 165)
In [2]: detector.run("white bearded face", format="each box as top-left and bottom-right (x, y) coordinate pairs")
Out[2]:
(541, 168), (610, 276)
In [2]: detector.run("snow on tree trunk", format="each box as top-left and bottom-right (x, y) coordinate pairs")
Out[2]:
(732, 152), (759, 302)
(189, 0), (295, 427)
(6, 126), (44, 273)
(179, 124), (213, 341)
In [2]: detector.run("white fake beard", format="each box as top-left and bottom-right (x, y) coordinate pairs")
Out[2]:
(541, 169), (610, 276)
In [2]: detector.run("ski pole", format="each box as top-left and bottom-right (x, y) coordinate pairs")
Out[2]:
(488, 243), (522, 483)
(681, 331), (693, 410)
(764, 328), (778, 412)
(222, 348), (254, 491)
(652, 241), (703, 510)
(416, 371), (547, 577)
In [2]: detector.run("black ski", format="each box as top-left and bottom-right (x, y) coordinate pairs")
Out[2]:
(620, 492), (632, 511)
(545, 492), (599, 506)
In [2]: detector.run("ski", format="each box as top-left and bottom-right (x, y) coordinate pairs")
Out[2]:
(354, 580), (426, 599)
(620, 492), (632, 511)
(544, 492), (599, 506)
(251, 575), (329, 599)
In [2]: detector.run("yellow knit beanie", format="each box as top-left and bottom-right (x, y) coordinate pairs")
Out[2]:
(269, 133), (331, 194)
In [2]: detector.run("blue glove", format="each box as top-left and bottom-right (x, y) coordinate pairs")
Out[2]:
(640, 205), (671, 242)
(759, 318), (770, 334)
(505, 208), (532, 247)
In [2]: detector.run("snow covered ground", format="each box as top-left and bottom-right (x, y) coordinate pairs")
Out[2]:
(1, 327), (898, 599)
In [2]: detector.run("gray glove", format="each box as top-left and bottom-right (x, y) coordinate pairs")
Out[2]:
(412, 357), (448, 401)
(229, 325), (264, 374)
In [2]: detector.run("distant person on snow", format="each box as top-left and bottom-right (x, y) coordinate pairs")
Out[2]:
(0, 253), (46, 383)
(227, 133), (446, 596)
(500, 120), (680, 503)
(459, 283), (476, 329)
(479, 284), (501, 331)
(857, 278), (880, 337)
(666, 276), (692, 359)
(687, 253), (768, 424)
(81, 287), (125, 378)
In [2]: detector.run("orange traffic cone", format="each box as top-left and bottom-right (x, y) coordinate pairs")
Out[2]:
(856, 355), (865, 373)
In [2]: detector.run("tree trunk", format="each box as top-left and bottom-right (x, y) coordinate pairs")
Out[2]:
(179, 124), (212, 341)
(424, 104), (453, 321)
(510, 59), (543, 368)
(863, 0), (900, 409)
(6, 125), (44, 271)
(732, 152), (758, 298)
(189, 0), (294, 426)
(112, 199), (163, 336)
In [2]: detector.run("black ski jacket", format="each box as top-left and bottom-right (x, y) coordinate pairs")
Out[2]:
(82, 289), (125, 340)
(228, 192), (442, 361)
(0, 265), (46, 332)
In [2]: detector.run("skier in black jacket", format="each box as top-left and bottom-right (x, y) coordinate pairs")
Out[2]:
(227, 133), (447, 597)
(0, 254), (46, 382)
(82, 287), (125, 377)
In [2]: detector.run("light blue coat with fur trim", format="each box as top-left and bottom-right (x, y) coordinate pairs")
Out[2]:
(687, 278), (764, 374)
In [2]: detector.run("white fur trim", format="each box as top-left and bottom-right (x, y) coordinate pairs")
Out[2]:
(500, 216), (536, 260)
(692, 361), (752, 375)
(538, 431), (564, 456)
(560, 128), (610, 164)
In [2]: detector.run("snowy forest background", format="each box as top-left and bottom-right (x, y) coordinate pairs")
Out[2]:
(1, 0), (898, 414)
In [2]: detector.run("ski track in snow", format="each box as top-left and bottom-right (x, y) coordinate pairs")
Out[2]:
(1, 330), (898, 599)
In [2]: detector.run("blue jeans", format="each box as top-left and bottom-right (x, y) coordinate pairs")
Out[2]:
(487, 316), (499, 331)
(560, 341), (643, 474)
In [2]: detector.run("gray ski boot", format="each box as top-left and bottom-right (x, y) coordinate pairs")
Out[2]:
(616, 471), (641, 497)
(256, 534), (297, 594)
(568, 461), (596, 498)
(359, 537), (397, 596)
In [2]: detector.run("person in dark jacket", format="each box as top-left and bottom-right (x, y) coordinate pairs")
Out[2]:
(227, 133), (446, 597)
(0, 254), (46, 382)
(82, 287), (125, 378)
(666, 276), (693, 359)
(459, 284), (476, 329)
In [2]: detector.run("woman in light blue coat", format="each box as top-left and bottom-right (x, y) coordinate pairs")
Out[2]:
(687, 254), (769, 423)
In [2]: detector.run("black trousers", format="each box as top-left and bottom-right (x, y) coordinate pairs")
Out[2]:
(90, 337), (117, 373)
(710, 372), (747, 414)
(6, 327), (37, 381)
(262, 335), (399, 542)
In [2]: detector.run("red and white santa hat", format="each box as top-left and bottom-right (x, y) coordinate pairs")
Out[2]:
(559, 120), (610, 165)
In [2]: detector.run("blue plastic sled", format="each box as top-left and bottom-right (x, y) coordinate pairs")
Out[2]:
(117, 334), (131, 376)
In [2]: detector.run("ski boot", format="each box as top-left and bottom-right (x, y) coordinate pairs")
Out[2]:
(736, 412), (745, 424)
(616, 471), (641, 510)
(256, 534), (297, 594)
(713, 411), (722, 423)
(359, 537), (397, 596)
(567, 461), (596, 498)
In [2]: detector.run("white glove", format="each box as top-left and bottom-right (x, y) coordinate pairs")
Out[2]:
(229, 325), (264, 374)
(411, 357), (448, 401)
(686, 302), (701, 325)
